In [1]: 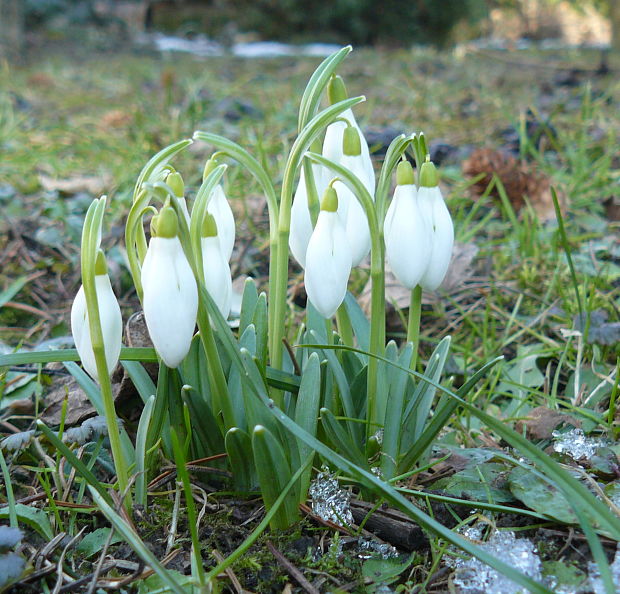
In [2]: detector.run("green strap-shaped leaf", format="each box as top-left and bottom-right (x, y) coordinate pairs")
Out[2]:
(225, 427), (256, 492)
(252, 425), (298, 530)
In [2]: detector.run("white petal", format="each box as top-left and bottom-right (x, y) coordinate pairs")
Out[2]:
(418, 186), (454, 291)
(305, 211), (352, 318)
(323, 108), (375, 192)
(384, 185), (432, 289)
(207, 185), (235, 262)
(70, 276), (122, 381)
(201, 236), (232, 319)
(142, 237), (198, 368)
(289, 164), (327, 269)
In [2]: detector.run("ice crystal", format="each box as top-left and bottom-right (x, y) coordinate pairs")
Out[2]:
(453, 530), (542, 593)
(552, 428), (608, 460)
(588, 545), (620, 594)
(309, 468), (353, 526)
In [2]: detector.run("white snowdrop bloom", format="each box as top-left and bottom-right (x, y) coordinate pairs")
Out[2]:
(142, 205), (198, 368)
(417, 160), (454, 292)
(71, 251), (122, 382)
(384, 160), (432, 289)
(203, 157), (236, 262)
(304, 187), (352, 319)
(289, 160), (327, 269)
(201, 213), (232, 319)
(322, 76), (375, 193)
(207, 184), (235, 262)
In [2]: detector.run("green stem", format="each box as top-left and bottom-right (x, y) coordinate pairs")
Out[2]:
(335, 302), (354, 347)
(0, 448), (17, 528)
(82, 199), (129, 505)
(407, 285), (422, 371)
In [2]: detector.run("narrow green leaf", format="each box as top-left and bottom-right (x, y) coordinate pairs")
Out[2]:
(135, 395), (156, 507)
(252, 425), (298, 530)
(225, 428), (256, 492)
(0, 276), (30, 308)
(320, 408), (368, 470)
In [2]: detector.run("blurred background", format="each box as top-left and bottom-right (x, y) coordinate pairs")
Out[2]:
(0, 0), (618, 58)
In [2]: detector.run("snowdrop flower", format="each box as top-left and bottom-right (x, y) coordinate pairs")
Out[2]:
(142, 204), (198, 368)
(305, 186), (352, 318)
(201, 212), (232, 319)
(289, 156), (327, 269)
(204, 157), (235, 262)
(165, 171), (191, 227)
(71, 250), (122, 381)
(384, 160), (432, 289)
(332, 126), (372, 266)
(417, 160), (454, 291)
(322, 75), (375, 193)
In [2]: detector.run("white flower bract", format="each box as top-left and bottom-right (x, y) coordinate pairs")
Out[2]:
(384, 183), (432, 289)
(304, 209), (352, 319)
(141, 236), (198, 368)
(71, 274), (122, 381)
(201, 235), (232, 319)
(289, 162), (327, 269)
(417, 185), (454, 291)
(207, 184), (235, 262)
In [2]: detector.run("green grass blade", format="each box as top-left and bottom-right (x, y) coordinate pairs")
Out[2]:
(88, 487), (189, 594)
(134, 395), (156, 507)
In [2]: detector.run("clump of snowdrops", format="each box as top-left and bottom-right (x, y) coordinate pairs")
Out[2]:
(34, 47), (620, 593)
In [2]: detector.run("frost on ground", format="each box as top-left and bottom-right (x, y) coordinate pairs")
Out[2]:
(309, 468), (354, 526)
(552, 427), (609, 460)
(588, 546), (620, 594)
(452, 529), (542, 594)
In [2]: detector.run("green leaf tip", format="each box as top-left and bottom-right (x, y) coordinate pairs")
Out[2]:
(203, 157), (219, 182)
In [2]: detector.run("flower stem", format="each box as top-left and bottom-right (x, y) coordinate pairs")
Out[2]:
(336, 302), (354, 347)
(407, 285), (423, 371)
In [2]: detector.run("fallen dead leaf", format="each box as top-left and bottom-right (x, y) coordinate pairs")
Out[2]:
(515, 406), (580, 441)
(99, 109), (134, 129)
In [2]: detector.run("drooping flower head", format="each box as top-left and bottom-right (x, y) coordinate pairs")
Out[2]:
(142, 203), (198, 368)
(304, 185), (352, 319)
(204, 157), (235, 262)
(384, 159), (432, 289)
(322, 75), (374, 193)
(417, 159), (454, 292)
(201, 212), (232, 319)
(71, 249), (122, 381)
(332, 125), (373, 266)
(289, 139), (327, 269)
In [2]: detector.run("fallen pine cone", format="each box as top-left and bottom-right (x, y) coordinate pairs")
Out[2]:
(462, 147), (564, 221)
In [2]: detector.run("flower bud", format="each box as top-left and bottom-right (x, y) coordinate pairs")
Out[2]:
(417, 160), (454, 291)
(384, 161), (432, 289)
(142, 205), (198, 367)
(204, 157), (235, 262)
(201, 212), (232, 319)
(71, 250), (122, 381)
(304, 187), (352, 318)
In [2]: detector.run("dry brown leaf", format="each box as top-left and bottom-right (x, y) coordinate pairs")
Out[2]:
(462, 148), (564, 221)
(39, 173), (112, 196)
(515, 406), (580, 440)
(100, 109), (133, 129)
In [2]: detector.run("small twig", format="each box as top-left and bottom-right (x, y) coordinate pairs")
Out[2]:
(52, 527), (85, 594)
(266, 540), (320, 594)
(212, 549), (245, 594)
(282, 337), (302, 376)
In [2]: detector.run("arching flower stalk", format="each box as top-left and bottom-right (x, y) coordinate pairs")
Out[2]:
(142, 203), (198, 368)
